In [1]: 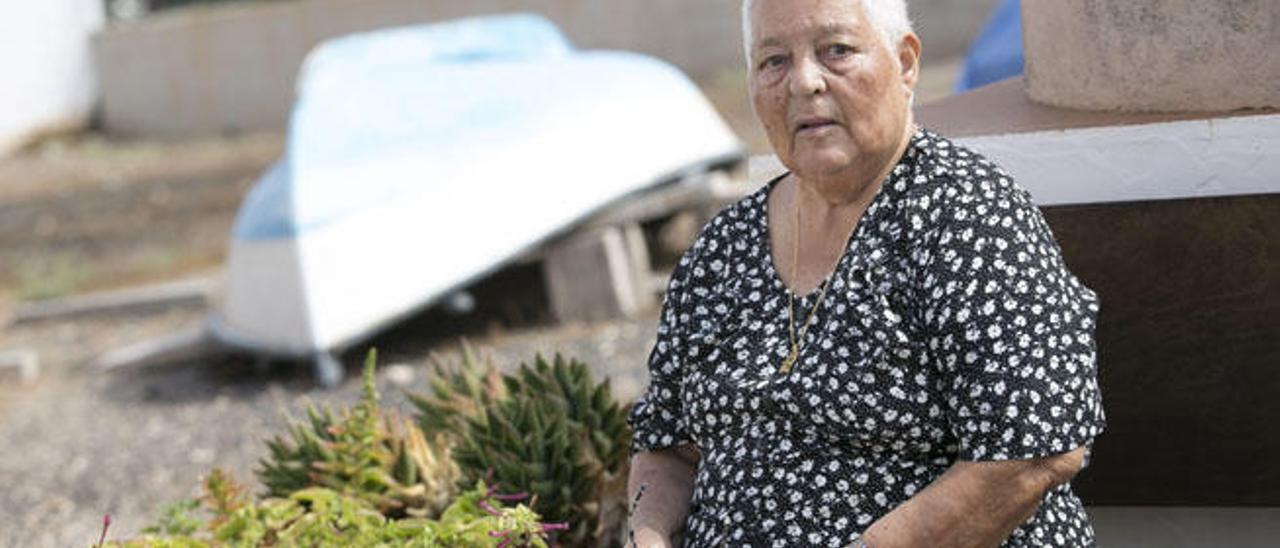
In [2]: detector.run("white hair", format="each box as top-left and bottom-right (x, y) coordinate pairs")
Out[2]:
(742, 0), (914, 62)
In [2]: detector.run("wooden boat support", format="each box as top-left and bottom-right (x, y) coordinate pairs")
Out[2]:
(542, 224), (652, 324)
(539, 169), (748, 324)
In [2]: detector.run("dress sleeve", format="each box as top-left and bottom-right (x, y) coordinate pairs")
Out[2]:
(627, 252), (695, 453)
(920, 176), (1106, 462)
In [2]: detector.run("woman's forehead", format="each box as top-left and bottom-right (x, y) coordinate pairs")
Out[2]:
(750, 0), (875, 47)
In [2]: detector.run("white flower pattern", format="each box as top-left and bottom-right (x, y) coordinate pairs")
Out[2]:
(628, 129), (1106, 547)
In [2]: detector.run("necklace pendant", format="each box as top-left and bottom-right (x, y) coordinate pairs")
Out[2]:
(779, 347), (798, 374)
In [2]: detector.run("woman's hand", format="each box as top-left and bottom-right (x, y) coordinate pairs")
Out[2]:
(627, 444), (700, 548)
(859, 444), (1090, 548)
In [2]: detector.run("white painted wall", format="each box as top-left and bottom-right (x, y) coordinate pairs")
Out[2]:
(0, 0), (105, 156)
(750, 114), (1280, 205)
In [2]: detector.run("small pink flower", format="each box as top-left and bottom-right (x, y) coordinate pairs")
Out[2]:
(96, 514), (111, 547)
(478, 500), (502, 517)
(492, 491), (529, 502)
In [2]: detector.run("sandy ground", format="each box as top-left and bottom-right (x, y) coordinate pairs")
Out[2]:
(0, 64), (959, 545)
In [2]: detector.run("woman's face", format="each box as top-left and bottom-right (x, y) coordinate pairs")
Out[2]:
(748, 0), (919, 187)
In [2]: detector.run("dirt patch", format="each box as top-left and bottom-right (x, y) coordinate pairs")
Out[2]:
(0, 133), (281, 301)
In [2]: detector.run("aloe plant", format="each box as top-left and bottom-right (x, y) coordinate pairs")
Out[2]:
(440, 354), (632, 547)
(410, 343), (508, 438)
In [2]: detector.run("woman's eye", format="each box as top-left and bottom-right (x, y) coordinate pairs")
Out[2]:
(824, 44), (855, 58)
(759, 55), (787, 70)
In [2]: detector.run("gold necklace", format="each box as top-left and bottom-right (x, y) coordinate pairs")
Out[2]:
(780, 188), (832, 375)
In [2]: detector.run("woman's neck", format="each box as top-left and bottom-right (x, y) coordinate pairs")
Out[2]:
(777, 121), (917, 293)
(797, 120), (917, 208)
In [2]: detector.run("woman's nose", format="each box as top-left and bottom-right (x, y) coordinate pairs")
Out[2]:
(788, 56), (827, 96)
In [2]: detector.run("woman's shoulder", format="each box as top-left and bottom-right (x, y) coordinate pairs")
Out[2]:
(900, 128), (1039, 227)
(683, 180), (770, 258)
(667, 181), (771, 288)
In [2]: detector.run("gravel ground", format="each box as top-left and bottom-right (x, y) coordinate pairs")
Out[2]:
(0, 301), (659, 547)
(0, 133), (280, 301)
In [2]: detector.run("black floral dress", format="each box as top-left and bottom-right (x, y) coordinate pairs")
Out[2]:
(628, 129), (1106, 547)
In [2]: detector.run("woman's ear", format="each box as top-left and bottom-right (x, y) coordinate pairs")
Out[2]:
(896, 32), (922, 95)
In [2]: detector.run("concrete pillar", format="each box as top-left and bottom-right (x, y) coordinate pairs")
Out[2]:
(1022, 0), (1279, 112)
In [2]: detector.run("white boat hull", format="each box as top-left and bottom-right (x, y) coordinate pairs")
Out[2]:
(212, 14), (744, 358)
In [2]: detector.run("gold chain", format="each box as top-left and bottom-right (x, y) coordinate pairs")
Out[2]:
(780, 186), (832, 375)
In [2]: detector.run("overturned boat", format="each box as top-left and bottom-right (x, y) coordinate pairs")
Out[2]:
(209, 14), (744, 386)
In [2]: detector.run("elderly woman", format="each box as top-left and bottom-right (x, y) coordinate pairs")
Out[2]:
(626, 0), (1106, 546)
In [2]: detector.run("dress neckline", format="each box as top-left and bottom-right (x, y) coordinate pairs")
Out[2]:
(759, 160), (903, 302)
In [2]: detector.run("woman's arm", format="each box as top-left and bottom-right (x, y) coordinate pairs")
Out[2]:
(627, 444), (701, 547)
(859, 445), (1087, 548)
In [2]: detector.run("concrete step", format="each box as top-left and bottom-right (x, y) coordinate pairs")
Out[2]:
(1089, 507), (1280, 547)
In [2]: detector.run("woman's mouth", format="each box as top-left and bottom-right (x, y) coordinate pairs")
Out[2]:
(795, 118), (839, 135)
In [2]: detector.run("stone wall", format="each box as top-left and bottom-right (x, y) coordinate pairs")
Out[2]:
(1023, 0), (1280, 112)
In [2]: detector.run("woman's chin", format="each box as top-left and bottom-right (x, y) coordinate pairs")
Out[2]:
(787, 149), (857, 181)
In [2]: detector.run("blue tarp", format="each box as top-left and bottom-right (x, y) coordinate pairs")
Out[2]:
(955, 0), (1024, 92)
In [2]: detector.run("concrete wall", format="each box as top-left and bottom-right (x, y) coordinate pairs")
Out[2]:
(95, 0), (745, 138)
(0, 0), (104, 156)
(909, 0), (1001, 61)
(1024, 0), (1280, 112)
(95, 0), (999, 139)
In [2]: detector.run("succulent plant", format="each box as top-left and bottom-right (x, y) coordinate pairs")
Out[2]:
(122, 474), (559, 547)
(256, 350), (461, 519)
(410, 342), (508, 438)
(506, 354), (632, 479)
(402, 421), (463, 519)
(445, 354), (632, 547)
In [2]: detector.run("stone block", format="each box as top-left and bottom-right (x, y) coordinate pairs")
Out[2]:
(1023, 0), (1280, 112)
(542, 225), (653, 324)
